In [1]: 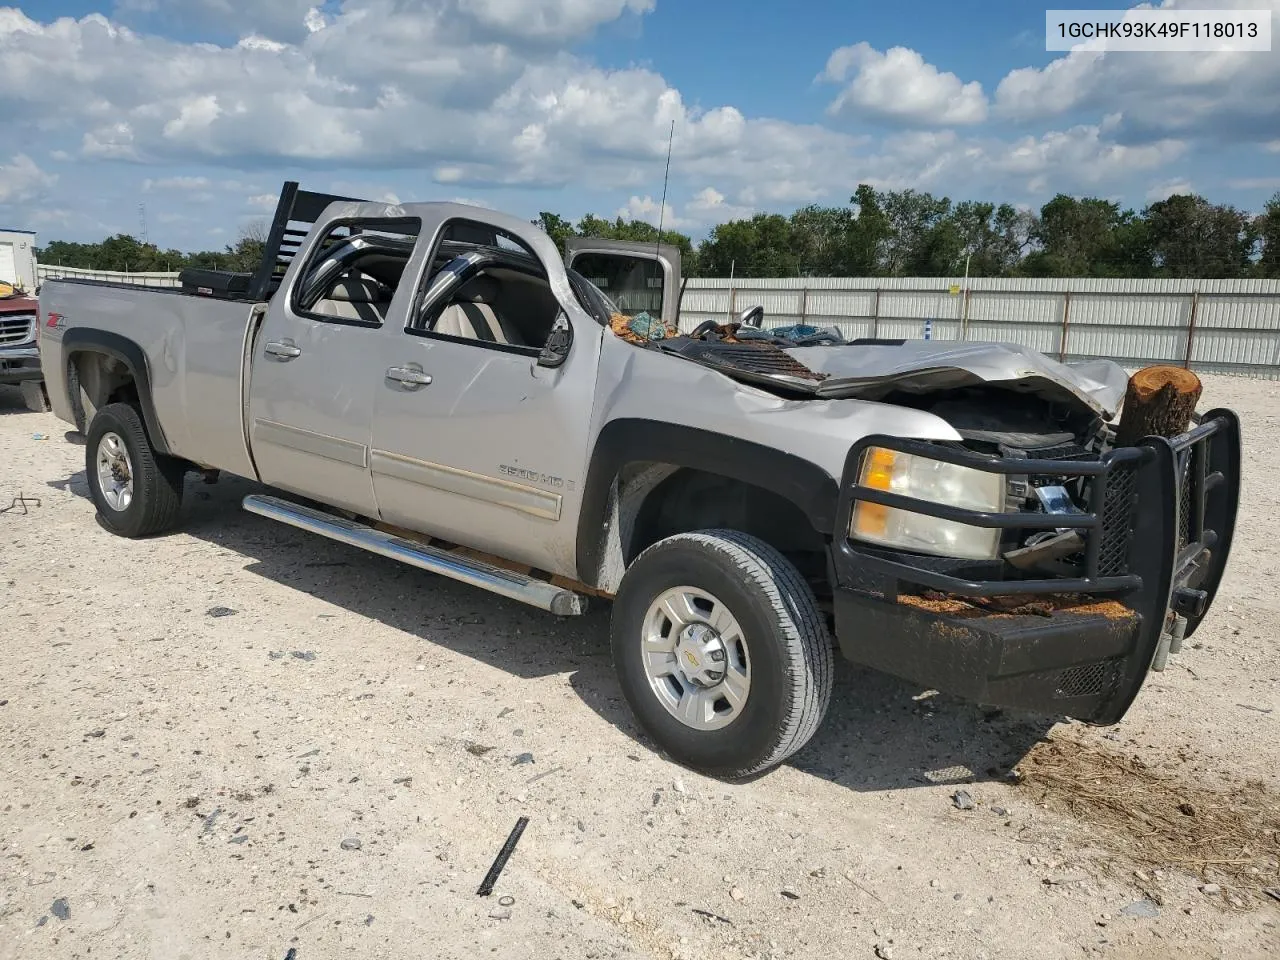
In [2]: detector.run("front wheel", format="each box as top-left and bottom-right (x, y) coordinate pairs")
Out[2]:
(85, 402), (186, 538)
(611, 530), (834, 780)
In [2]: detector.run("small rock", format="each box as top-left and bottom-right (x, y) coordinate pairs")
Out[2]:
(498, 896), (515, 907)
(206, 606), (238, 618)
(340, 837), (363, 851)
(228, 835), (248, 845)
(875, 944), (894, 960)
(991, 806), (1010, 817)
(730, 887), (745, 902)
(780, 888), (800, 900)
(512, 753), (535, 766)
(436, 850), (449, 861)
(364, 915), (374, 926)
(951, 790), (975, 811)
(1120, 899), (1159, 919)
(673, 779), (687, 795)
(51, 898), (70, 921)
(1200, 883), (1221, 896)
(290, 651), (316, 661)
(488, 906), (512, 920)
(498, 707), (514, 719)
(619, 909), (635, 924)
(466, 743), (495, 757)
(85, 729), (106, 739)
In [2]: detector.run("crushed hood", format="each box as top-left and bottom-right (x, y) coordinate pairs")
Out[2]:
(784, 341), (1129, 418)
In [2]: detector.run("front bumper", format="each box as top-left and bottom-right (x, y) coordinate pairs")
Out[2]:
(0, 345), (42, 383)
(829, 410), (1241, 724)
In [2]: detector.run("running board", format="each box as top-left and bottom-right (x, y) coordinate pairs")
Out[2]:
(242, 494), (587, 616)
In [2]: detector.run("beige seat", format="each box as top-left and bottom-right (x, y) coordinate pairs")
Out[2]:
(312, 277), (391, 324)
(434, 276), (525, 346)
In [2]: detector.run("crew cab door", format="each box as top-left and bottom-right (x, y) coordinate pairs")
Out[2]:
(247, 215), (422, 516)
(564, 238), (682, 330)
(368, 213), (604, 578)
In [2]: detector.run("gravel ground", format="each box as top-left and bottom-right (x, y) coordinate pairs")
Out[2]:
(1, 375), (1278, 960)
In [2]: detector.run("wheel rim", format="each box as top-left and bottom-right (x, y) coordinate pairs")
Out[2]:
(96, 431), (134, 512)
(641, 586), (750, 731)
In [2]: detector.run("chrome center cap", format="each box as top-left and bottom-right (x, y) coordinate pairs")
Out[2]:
(674, 623), (728, 688)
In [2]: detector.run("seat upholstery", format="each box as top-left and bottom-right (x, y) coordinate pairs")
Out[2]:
(312, 276), (392, 324)
(434, 276), (525, 346)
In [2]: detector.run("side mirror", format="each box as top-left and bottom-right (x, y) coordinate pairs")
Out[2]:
(738, 305), (765, 328)
(537, 315), (573, 368)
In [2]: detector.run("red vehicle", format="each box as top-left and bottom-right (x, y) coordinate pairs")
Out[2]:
(0, 291), (47, 410)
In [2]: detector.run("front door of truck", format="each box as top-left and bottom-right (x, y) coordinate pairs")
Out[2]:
(247, 216), (422, 517)
(368, 216), (603, 578)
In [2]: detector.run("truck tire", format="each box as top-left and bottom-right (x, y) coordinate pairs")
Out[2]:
(611, 530), (834, 780)
(85, 402), (185, 538)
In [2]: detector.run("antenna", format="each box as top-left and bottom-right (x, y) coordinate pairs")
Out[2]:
(655, 119), (675, 260)
(138, 202), (149, 245)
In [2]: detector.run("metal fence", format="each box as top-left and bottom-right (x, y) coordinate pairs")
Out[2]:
(37, 265), (180, 287)
(32, 265), (1280, 377)
(681, 277), (1280, 378)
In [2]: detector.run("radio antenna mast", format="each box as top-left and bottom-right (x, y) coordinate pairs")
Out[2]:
(655, 119), (675, 260)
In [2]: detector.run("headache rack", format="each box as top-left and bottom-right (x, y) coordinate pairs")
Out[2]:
(247, 181), (367, 301)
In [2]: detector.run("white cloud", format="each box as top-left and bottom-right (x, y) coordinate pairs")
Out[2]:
(991, 124), (1186, 193)
(686, 186), (754, 223)
(458, 0), (655, 42)
(821, 43), (988, 125)
(993, 0), (1280, 145)
(143, 175), (212, 191)
(246, 193), (278, 210)
(1265, 140), (1280, 154)
(0, 154), (56, 203)
(1226, 177), (1280, 191)
(616, 195), (693, 229)
(1146, 178), (1193, 203)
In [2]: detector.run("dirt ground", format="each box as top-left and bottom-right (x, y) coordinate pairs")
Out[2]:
(2, 375), (1278, 960)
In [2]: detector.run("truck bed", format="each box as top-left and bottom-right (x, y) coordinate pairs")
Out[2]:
(39, 279), (263, 478)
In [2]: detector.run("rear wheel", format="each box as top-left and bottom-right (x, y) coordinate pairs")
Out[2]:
(611, 530), (834, 780)
(85, 402), (185, 537)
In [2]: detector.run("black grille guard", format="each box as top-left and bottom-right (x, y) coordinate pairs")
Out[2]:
(831, 410), (1240, 723)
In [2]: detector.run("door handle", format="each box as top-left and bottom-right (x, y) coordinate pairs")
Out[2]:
(264, 339), (302, 360)
(386, 366), (432, 387)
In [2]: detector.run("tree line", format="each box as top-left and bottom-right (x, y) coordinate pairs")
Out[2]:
(36, 186), (1280, 280)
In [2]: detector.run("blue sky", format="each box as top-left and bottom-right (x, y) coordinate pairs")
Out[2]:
(1, 1), (1277, 253)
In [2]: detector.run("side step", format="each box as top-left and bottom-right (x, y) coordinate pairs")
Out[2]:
(242, 494), (587, 616)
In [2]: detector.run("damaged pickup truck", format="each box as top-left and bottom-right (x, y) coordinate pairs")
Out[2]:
(37, 182), (1240, 780)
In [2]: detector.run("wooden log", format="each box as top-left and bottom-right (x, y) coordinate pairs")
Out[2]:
(1114, 365), (1202, 446)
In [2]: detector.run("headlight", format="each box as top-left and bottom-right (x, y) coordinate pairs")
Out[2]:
(850, 447), (1005, 560)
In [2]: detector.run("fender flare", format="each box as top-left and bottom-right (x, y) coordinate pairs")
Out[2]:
(61, 327), (171, 456)
(575, 418), (839, 586)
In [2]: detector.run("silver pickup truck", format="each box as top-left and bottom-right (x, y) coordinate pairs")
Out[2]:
(37, 182), (1240, 780)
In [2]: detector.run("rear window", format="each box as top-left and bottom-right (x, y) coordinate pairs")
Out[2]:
(571, 253), (664, 318)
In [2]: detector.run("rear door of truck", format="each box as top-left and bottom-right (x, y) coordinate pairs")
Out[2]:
(246, 216), (422, 517)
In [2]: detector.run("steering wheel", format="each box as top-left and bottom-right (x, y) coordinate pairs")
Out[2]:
(691, 319), (721, 338)
(737, 305), (765, 328)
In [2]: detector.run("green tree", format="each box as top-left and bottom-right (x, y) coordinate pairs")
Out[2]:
(698, 214), (798, 278)
(1258, 193), (1280, 278)
(1144, 194), (1258, 279)
(532, 212), (576, 253)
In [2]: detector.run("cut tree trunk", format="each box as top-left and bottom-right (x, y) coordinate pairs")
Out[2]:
(1114, 365), (1202, 446)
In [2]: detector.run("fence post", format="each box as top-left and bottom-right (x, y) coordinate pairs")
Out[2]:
(1058, 290), (1072, 362)
(728, 285), (737, 323)
(799, 287), (809, 326)
(871, 287), (881, 339)
(1183, 291), (1200, 369)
